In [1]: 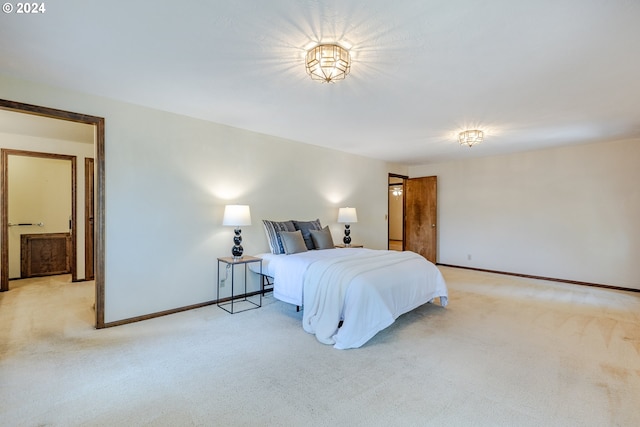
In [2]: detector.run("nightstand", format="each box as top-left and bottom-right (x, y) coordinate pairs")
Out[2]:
(335, 244), (364, 248)
(217, 256), (262, 314)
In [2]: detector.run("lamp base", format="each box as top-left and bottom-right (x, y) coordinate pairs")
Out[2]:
(231, 248), (243, 260)
(343, 224), (351, 246)
(232, 228), (244, 259)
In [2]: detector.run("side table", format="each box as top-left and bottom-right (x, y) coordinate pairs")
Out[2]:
(217, 256), (263, 314)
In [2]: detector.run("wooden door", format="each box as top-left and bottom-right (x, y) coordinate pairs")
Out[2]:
(404, 176), (437, 263)
(85, 158), (95, 280)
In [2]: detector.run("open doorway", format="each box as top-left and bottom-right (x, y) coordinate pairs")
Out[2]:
(0, 99), (105, 328)
(388, 173), (407, 251)
(5, 151), (76, 280)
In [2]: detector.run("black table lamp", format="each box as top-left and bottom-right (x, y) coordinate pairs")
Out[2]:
(337, 207), (358, 247)
(222, 204), (252, 259)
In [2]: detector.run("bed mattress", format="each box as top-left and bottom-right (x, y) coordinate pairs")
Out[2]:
(251, 248), (448, 349)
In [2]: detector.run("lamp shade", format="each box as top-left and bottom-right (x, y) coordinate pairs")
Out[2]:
(222, 205), (252, 227)
(337, 207), (358, 223)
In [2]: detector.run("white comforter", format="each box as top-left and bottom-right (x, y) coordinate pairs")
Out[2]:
(258, 248), (448, 349)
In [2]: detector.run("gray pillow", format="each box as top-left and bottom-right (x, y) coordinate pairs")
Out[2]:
(279, 230), (309, 255)
(292, 219), (323, 250)
(309, 226), (335, 250)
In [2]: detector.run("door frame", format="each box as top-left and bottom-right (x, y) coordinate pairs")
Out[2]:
(388, 173), (408, 250)
(2, 149), (77, 280)
(0, 99), (106, 328)
(84, 157), (95, 281)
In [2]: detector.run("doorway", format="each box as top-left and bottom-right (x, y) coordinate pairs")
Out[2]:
(4, 151), (76, 280)
(0, 99), (105, 328)
(388, 174), (406, 251)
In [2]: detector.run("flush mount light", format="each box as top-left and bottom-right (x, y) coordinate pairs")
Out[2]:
(305, 43), (351, 83)
(459, 130), (484, 147)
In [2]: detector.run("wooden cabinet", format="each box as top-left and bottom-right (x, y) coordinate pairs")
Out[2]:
(20, 232), (71, 278)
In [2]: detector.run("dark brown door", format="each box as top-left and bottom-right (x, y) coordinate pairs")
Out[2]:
(85, 158), (95, 280)
(404, 176), (437, 263)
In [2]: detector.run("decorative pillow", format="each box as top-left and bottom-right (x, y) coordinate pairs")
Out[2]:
(279, 230), (309, 255)
(309, 226), (335, 250)
(292, 219), (323, 250)
(262, 220), (296, 254)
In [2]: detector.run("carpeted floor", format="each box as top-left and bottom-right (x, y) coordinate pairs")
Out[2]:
(1, 267), (639, 426)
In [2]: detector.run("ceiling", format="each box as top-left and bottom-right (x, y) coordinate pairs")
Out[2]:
(1, 0), (639, 164)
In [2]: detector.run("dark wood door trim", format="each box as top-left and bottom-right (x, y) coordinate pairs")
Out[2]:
(388, 173), (408, 251)
(0, 99), (105, 329)
(84, 158), (95, 280)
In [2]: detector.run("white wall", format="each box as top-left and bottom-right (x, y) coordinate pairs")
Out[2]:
(0, 132), (94, 280)
(409, 139), (640, 290)
(1, 75), (396, 323)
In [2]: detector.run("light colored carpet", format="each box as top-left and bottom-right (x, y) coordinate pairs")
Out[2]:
(1, 268), (639, 426)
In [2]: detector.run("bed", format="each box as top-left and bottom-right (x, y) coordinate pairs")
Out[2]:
(254, 247), (448, 349)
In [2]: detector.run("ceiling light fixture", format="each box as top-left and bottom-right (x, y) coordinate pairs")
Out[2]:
(305, 44), (351, 83)
(459, 130), (484, 147)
